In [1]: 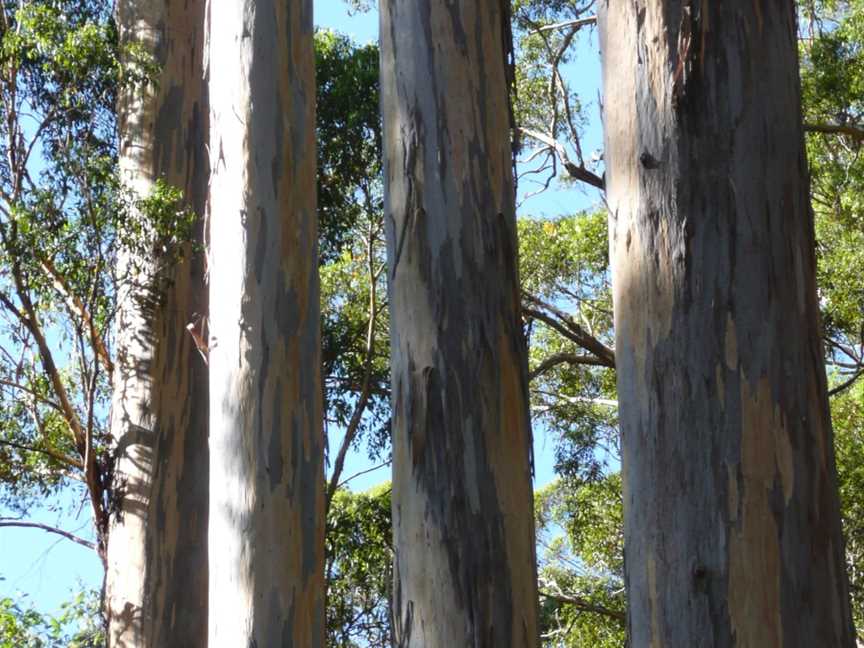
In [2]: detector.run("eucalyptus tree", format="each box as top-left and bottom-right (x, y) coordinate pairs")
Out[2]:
(380, 1), (540, 644)
(207, 0), (324, 644)
(107, 1), (209, 645)
(601, 1), (855, 644)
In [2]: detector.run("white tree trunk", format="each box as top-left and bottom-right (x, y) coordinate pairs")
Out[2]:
(207, 0), (325, 645)
(108, 1), (209, 646)
(600, 0), (856, 644)
(380, 2), (540, 646)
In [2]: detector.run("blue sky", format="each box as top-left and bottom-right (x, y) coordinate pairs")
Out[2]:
(1, 0), (605, 617)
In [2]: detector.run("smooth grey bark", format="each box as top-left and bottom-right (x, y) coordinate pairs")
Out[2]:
(207, 0), (325, 645)
(600, 1), (856, 645)
(380, 2), (540, 646)
(107, 2), (209, 646)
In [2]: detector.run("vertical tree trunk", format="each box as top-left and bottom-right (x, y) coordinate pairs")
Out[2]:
(207, 1), (324, 645)
(600, 1), (856, 645)
(380, 2), (540, 646)
(108, 2), (209, 646)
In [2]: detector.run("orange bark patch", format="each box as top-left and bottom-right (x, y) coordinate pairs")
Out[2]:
(728, 375), (793, 646)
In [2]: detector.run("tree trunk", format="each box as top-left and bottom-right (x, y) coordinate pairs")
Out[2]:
(599, 1), (856, 645)
(207, 1), (325, 645)
(380, 2), (540, 646)
(107, 2), (209, 646)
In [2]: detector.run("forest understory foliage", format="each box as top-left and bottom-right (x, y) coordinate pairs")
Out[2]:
(0, 0), (861, 646)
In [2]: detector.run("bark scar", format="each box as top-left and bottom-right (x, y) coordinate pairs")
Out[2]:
(391, 207), (423, 279)
(672, 2), (708, 106)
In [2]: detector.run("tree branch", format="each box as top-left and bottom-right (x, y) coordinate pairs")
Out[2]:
(523, 294), (616, 368)
(519, 127), (605, 190)
(535, 389), (619, 409)
(532, 16), (597, 34)
(828, 370), (863, 398)
(530, 352), (611, 380)
(326, 214), (381, 511)
(337, 461), (391, 490)
(8, 258), (107, 558)
(539, 590), (625, 624)
(37, 255), (114, 378)
(563, 161), (605, 190)
(0, 439), (83, 469)
(0, 377), (63, 412)
(0, 519), (95, 551)
(805, 123), (864, 142)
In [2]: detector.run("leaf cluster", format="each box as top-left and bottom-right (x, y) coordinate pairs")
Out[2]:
(0, 588), (103, 648)
(535, 477), (625, 647)
(326, 485), (392, 647)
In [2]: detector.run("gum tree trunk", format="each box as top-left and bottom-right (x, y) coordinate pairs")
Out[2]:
(107, 1), (209, 646)
(207, 0), (325, 645)
(600, 1), (856, 645)
(380, 2), (540, 646)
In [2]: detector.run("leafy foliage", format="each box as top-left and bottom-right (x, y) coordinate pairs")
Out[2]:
(834, 381), (864, 629)
(520, 212), (617, 482)
(535, 477), (625, 647)
(317, 30), (391, 471)
(800, 1), (864, 390)
(326, 485), (392, 647)
(317, 30), (382, 264)
(799, 7), (864, 628)
(0, 0), (120, 519)
(0, 588), (103, 648)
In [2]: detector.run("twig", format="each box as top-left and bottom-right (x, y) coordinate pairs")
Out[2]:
(337, 461), (392, 490)
(532, 16), (597, 34)
(0, 519), (96, 551)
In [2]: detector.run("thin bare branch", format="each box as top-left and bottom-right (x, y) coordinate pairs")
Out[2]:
(337, 461), (392, 490)
(539, 590), (625, 623)
(0, 439), (83, 469)
(828, 370), (864, 398)
(0, 377), (63, 411)
(326, 213), (382, 511)
(38, 255), (114, 378)
(0, 519), (95, 551)
(532, 16), (597, 34)
(523, 294), (616, 367)
(805, 123), (864, 142)
(530, 351), (611, 380)
(535, 389), (618, 409)
(520, 127), (605, 190)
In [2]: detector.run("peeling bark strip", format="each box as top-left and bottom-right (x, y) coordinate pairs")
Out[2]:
(599, 1), (856, 645)
(108, 2), (209, 646)
(207, 1), (325, 646)
(380, 2), (540, 646)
